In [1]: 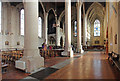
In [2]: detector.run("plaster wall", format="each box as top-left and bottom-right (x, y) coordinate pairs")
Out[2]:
(1, 3), (44, 50)
(108, 2), (118, 53)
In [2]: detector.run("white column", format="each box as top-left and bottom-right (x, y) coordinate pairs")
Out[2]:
(11, 7), (18, 48)
(77, 1), (84, 53)
(19, 0), (44, 73)
(62, 0), (73, 57)
(44, 12), (48, 44)
(83, 3), (87, 46)
(56, 20), (60, 46)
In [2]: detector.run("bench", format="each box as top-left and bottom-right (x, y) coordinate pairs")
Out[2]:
(108, 52), (120, 71)
(2, 63), (9, 73)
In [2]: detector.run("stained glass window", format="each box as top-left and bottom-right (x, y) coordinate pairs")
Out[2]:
(74, 21), (77, 37)
(38, 17), (42, 37)
(94, 19), (100, 36)
(20, 9), (24, 35)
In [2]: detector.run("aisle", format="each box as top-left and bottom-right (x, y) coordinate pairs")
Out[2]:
(46, 51), (120, 79)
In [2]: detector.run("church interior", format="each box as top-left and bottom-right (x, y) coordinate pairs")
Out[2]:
(1, 0), (120, 80)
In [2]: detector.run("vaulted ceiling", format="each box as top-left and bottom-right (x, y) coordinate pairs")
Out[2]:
(9, 2), (106, 23)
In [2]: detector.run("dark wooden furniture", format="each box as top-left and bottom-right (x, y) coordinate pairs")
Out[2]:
(108, 52), (120, 71)
(40, 49), (64, 59)
(2, 63), (8, 73)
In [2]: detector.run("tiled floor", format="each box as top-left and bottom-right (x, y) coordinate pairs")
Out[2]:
(46, 51), (120, 79)
(2, 57), (69, 80)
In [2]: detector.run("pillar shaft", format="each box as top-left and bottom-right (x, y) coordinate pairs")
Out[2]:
(77, 2), (84, 53)
(83, 3), (87, 46)
(65, 0), (71, 51)
(24, 1), (39, 53)
(83, 16), (87, 46)
(62, 0), (73, 57)
(44, 13), (48, 44)
(19, 0), (44, 73)
(56, 20), (60, 46)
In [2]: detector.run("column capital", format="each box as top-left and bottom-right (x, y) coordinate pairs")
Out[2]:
(23, 0), (38, 2)
(76, 1), (82, 8)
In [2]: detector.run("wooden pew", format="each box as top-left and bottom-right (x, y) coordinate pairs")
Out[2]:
(108, 52), (120, 71)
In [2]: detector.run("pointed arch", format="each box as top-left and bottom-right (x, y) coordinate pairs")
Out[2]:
(86, 2), (105, 23)
(47, 8), (57, 17)
(39, 1), (45, 15)
(58, 10), (65, 21)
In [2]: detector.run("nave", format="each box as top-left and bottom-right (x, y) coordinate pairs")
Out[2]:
(3, 51), (119, 81)
(46, 51), (120, 79)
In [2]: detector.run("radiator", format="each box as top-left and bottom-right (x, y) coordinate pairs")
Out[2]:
(15, 60), (26, 70)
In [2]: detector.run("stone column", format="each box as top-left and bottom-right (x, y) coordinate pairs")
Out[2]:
(44, 12), (48, 44)
(83, 3), (87, 46)
(62, 0), (73, 57)
(77, 1), (84, 53)
(11, 6), (18, 48)
(56, 20), (60, 46)
(20, 0), (44, 73)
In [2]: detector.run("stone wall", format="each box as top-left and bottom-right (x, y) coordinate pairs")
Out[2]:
(1, 3), (44, 50)
(107, 2), (120, 54)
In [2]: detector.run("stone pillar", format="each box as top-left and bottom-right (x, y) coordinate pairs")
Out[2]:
(76, 1), (84, 53)
(44, 12), (48, 44)
(56, 20), (60, 46)
(83, 3), (87, 46)
(63, 23), (65, 47)
(11, 6), (18, 48)
(62, 0), (73, 57)
(20, 0), (44, 73)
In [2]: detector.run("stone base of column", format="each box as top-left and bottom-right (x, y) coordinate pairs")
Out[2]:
(80, 48), (84, 53)
(20, 56), (44, 73)
(15, 49), (44, 73)
(77, 46), (84, 53)
(62, 47), (73, 57)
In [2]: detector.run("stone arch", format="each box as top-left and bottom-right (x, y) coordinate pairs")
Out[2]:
(16, 3), (24, 11)
(58, 10), (65, 21)
(48, 8), (57, 34)
(47, 8), (57, 18)
(86, 2), (105, 18)
(86, 2), (105, 23)
(39, 1), (45, 15)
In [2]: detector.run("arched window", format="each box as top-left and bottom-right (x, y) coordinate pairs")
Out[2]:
(94, 19), (100, 36)
(74, 21), (77, 37)
(0, 2), (1, 33)
(20, 9), (24, 36)
(38, 17), (42, 37)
